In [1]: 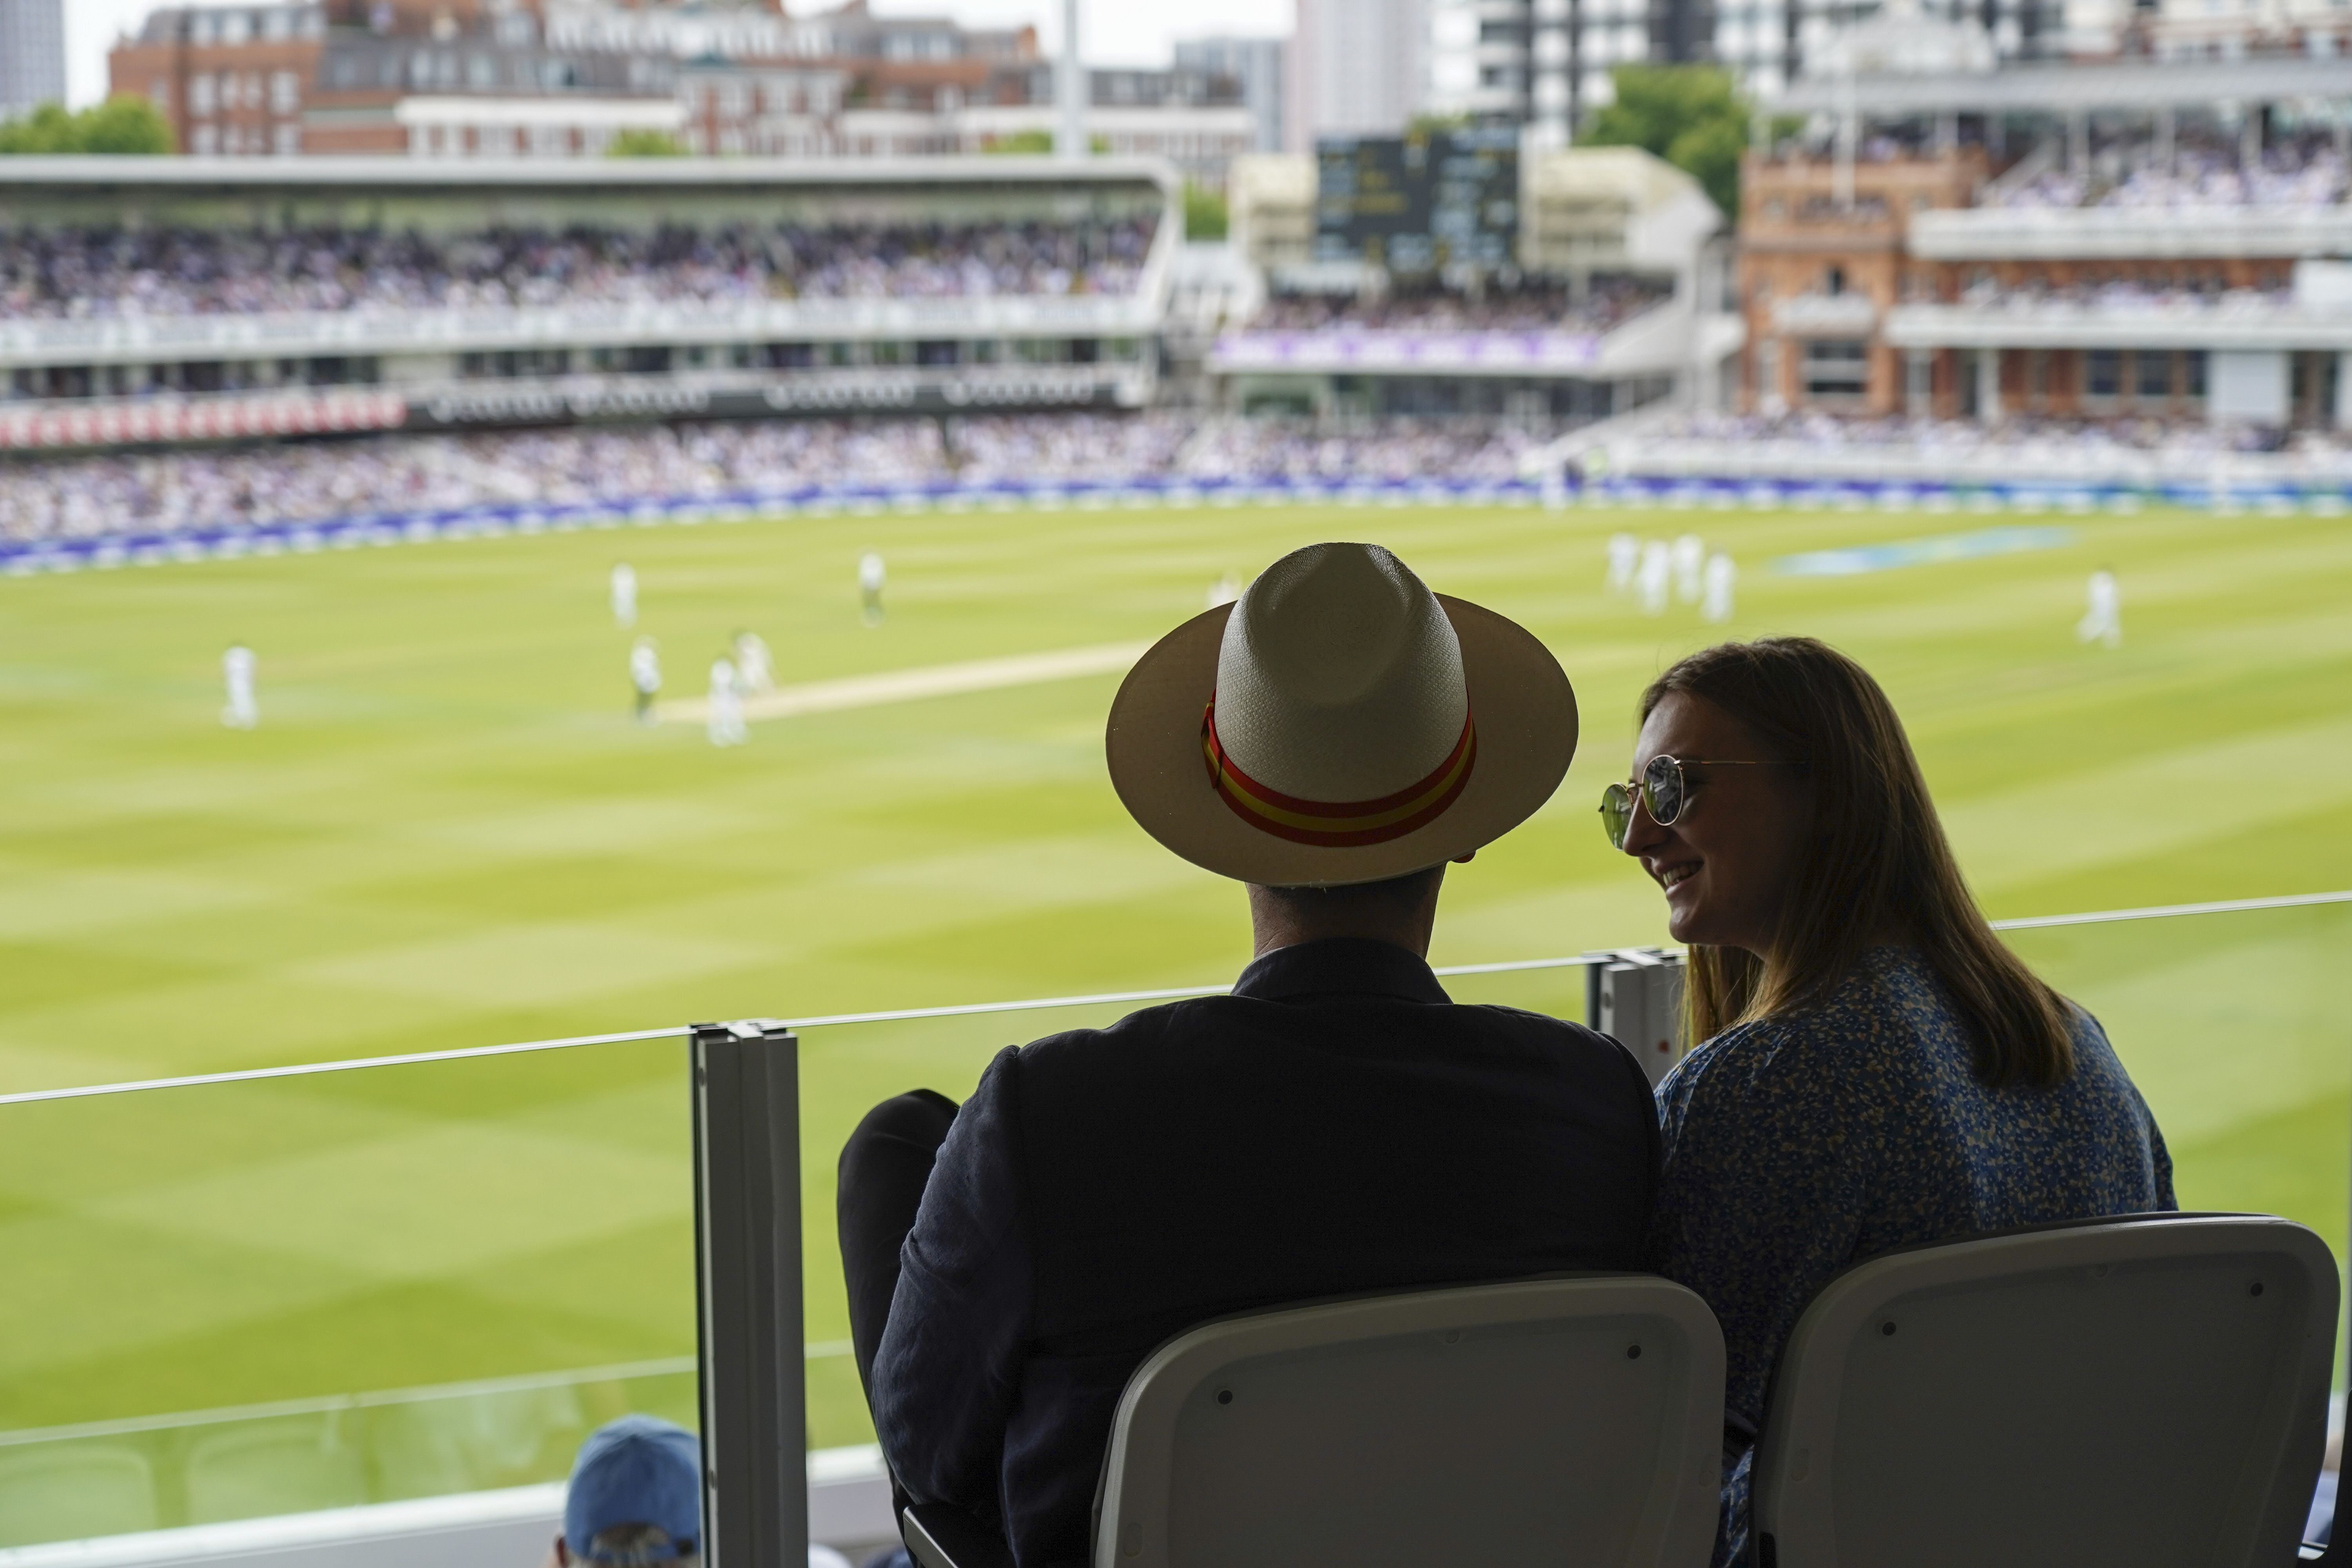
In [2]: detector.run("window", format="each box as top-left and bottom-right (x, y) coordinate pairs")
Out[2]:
(148, 77), (171, 110)
(270, 69), (299, 113)
(467, 54), (496, 88)
(1800, 339), (1868, 398)
(1824, 265), (1846, 295)
(2184, 350), (2208, 398)
(221, 10), (252, 42)
(274, 123), (300, 155)
(2135, 350), (2172, 400)
(191, 123), (220, 154)
(189, 73), (216, 116)
(2085, 348), (2121, 399)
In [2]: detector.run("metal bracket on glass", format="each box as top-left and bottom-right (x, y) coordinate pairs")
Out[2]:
(692, 1019), (807, 1568)
(1583, 948), (1688, 1087)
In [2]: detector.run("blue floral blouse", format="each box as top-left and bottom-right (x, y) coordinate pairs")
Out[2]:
(1651, 945), (2176, 1566)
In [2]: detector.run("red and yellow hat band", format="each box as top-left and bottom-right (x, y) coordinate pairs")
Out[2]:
(1201, 699), (1478, 848)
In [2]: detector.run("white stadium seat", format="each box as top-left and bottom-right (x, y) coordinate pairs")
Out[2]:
(1751, 1213), (2339, 1568)
(904, 1274), (1726, 1568)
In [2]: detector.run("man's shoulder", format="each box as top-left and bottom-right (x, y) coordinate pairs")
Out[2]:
(1463, 1000), (1643, 1062)
(1012, 994), (1641, 1085)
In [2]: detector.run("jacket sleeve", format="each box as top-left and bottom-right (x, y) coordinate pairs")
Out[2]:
(871, 1045), (1035, 1534)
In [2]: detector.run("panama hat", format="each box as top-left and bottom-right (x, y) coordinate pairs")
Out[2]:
(1107, 542), (1577, 887)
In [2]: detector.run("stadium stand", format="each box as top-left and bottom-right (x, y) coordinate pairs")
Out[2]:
(1240, 279), (1670, 337)
(0, 217), (1158, 320)
(1994, 130), (2349, 211)
(0, 159), (1175, 445)
(1573, 408), (2352, 497)
(0, 414), (1560, 546)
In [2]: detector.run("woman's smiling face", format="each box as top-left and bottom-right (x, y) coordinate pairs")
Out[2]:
(1619, 691), (1815, 957)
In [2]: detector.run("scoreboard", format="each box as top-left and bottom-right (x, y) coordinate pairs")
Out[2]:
(1314, 125), (1520, 274)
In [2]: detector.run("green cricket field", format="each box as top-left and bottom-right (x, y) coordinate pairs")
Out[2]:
(0, 494), (2347, 1532)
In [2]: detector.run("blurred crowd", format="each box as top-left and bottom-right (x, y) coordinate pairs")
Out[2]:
(1659, 410), (2351, 457)
(1952, 278), (2292, 310)
(0, 413), (1552, 543)
(0, 216), (1159, 320)
(1998, 132), (2349, 210)
(1244, 279), (1670, 337)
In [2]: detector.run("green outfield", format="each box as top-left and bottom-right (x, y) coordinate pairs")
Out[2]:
(1, 494), (2349, 1534)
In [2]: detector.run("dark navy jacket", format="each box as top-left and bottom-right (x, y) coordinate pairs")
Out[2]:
(870, 937), (1662, 1567)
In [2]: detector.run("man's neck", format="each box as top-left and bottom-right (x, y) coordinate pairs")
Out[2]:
(1245, 886), (1440, 960)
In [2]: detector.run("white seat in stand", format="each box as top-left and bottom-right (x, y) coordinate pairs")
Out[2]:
(1752, 1212), (2339, 1568)
(906, 1274), (1726, 1568)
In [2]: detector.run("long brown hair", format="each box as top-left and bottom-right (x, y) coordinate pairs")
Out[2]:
(1643, 637), (2076, 1089)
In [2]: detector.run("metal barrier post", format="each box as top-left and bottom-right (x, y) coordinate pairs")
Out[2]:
(693, 1020), (807, 1568)
(1584, 948), (1688, 1086)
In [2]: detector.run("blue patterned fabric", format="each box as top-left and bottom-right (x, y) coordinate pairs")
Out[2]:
(1651, 945), (2177, 1566)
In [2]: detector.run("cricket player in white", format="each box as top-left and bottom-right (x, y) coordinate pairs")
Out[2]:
(2078, 568), (2122, 647)
(1701, 552), (1737, 624)
(630, 637), (662, 725)
(1637, 539), (1671, 617)
(733, 632), (775, 695)
(221, 644), (258, 730)
(1207, 573), (1239, 609)
(1672, 534), (1706, 604)
(610, 563), (637, 629)
(707, 658), (747, 748)
(860, 552), (886, 626)
(1606, 533), (1639, 596)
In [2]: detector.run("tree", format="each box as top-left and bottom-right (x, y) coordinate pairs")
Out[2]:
(1183, 180), (1228, 241)
(606, 128), (689, 158)
(982, 128), (1055, 155)
(0, 96), (173, 155)
(980, 129), (1111, 155)
(1579, 65), (1747, 217)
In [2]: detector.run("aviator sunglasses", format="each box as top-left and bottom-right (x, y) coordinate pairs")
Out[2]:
(1600, 755), (1810, 850)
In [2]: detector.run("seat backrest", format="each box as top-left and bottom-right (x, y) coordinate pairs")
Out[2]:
(1092, 1275), (1725, 1568)
(1752, 1214), (2339, 1568)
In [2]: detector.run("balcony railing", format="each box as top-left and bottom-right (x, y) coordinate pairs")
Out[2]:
(1768, 292), (1881, 336)
(1909, 204), (2352, 262)
(0, 889), (2342, 1561)
(1887, 296), (2352, 351)
(0, 293), (1164, 370)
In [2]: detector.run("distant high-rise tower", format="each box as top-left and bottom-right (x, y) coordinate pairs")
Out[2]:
(1174, 35), (1285, 153)
(0, 0), (66, 118)
(1289, 0), (1426, 149)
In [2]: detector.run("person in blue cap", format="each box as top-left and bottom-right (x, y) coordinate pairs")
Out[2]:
(552, 1415), (702, 1568)
(548, 1415), (855, 1568)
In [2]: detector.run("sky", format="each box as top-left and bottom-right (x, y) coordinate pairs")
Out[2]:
(67, 0), (1296, 107)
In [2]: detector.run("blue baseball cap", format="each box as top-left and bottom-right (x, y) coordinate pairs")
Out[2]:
(564, 1415), (701, 1562)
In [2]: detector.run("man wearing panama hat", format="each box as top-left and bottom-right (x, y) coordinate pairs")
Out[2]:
(838, 542), (1659, 1568)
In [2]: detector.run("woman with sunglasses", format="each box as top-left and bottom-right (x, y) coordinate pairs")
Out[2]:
(1608, 636), (2173, 1568)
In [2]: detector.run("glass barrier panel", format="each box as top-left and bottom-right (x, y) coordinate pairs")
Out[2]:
(2004, 902), (2352, 1276)
(0, 1034), (695, 1549)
